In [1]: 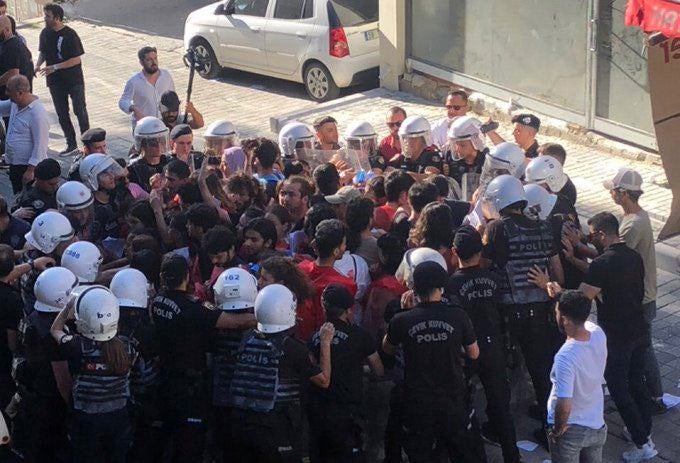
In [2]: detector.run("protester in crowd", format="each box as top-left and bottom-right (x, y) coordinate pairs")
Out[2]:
(378, 106), (407, 165)
(159, 89), (204, 130)
(313, 115), (341, 150)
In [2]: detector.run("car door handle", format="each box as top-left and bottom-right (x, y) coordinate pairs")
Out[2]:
(296, 32), (308, 38)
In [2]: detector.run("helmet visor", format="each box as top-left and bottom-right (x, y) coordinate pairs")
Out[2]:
(139, 136), (169, 156)
(204, 135), (239, 155)
(400, 134), (426, 158)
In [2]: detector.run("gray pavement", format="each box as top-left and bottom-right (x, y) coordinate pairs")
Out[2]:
(10, 16), (680, 463)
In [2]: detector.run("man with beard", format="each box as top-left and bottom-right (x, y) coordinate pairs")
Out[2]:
(241, 217), (278, 267)
(159, 90), (204, 130)
(278, 175), (313, 231)
(118, 46), (175, 130)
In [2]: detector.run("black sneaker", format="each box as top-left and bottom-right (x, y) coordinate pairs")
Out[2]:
(480, 421), (500, 446)
(59, 145), (77, 155)
(650, 398), (668, 415)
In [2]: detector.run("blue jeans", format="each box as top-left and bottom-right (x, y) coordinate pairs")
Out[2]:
(549, 424), (607, 463)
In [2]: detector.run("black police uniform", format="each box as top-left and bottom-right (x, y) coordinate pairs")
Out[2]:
(0, 281), (23, 410)
(308, 318), (376, 462)
(385, 301), (486, 463)
(446, 267), (521, 463)
(13, 184), (57, 224)
(446, 148), (487, 186)
(0, 215), (30, 250)
(228, 329), (321, 462)
(19, 249), (45, 316)
(118, 307), (162, 463)
(151, 289), (221, 463)
(91, 196), (120, 243)
(12, 310), (69, 462)
(558, 177), (578, 207)
(525, 140), (540, 159)
(400, 148), (443, 174)
(483, 213), (560, 422)
(128, 155), (170, 193)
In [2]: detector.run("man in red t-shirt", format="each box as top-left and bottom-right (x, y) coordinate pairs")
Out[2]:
(378, 106), (407, 165)
(373, 170), (414, 232)
(298, 219), (357, 341)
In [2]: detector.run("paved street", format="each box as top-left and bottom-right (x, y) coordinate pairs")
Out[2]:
(9, 14), (680, 463)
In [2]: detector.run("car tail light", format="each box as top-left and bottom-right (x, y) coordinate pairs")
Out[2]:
(329, 27), (350, 58)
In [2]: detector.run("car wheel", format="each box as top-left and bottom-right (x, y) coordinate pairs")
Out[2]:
(304, 62), (340, 102)
(191, 39), (221, 79)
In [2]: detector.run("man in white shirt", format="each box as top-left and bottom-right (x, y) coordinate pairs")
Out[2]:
(118, 46), (175, 130)
(0, 75), (49, 193)
(431, 90), (470, 150)
(547, 290), (608, 463)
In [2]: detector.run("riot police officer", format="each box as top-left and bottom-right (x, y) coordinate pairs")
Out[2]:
(278, 121), (316, 161)
(79, 153), (125, 242)
(13, 267), (77, 462)
(56, 181), (95, 240)
(345, 120), (386, 172)
(128, 116), (170, 192)
(111, 268), (162, 463)
(60, 240), (102, 284)
(21, 210), (77, 315)
(525, 155), (578, 222)
(397, 115), (443, 176)
(482, 175), (564, 431)
(68, 127), (107, 182)
(13, 158), (61, 223)
(211, 267), (258, 462)
(447, 226), (521, 463)
(150, 254), (255, 462)
(446, 116), (489, 199)
(228, 283), (335, 462)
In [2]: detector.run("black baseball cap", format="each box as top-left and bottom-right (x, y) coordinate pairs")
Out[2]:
(80, 127), (106, 144)
(34, 158), (61, 180)
(453, 225), (482, 260)
(321, 284), (354, 311)
(413, 261), (448, 296)
(160, 90), (181, 113)
(511, 113), (541, 131)
(170, 124), (193, 140)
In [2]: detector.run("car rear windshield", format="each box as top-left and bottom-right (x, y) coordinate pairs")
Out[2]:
(328, 0), (378, 28)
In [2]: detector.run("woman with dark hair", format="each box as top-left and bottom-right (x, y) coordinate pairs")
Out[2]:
(289, 203), (337, 256)
(362, 233), (407, 343)
(265, 204), (294, 252)
(150, 255), (255, 463)
(346, 197), (379, 267)
(409, 202), (456, 271)
(259, 255), (315, 303)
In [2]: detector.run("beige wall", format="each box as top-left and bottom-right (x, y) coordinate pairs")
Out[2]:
(378, 0), (406, 90)
(7, 0), (46, 22)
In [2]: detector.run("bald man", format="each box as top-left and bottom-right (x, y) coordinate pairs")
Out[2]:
(0, 15), (33, 98)
(0, 75), (50, 193)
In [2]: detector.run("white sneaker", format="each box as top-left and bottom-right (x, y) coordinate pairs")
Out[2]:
(622, 442), (658, 462)
(622, 427), (655, 449)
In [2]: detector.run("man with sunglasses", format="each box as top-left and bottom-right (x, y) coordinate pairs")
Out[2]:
(378, 106), (406, 166)
(432, 90), (470, 149)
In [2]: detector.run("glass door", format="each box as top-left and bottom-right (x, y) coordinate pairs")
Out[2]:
(591, 0), (656, 148)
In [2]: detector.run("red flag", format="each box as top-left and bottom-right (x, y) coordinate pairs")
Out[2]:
(625, 0), (680, 37)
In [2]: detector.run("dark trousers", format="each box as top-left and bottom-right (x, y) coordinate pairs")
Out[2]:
(469, 337), (521, 463)
(402, 397), (486, 463)
(308, 399), (364, 463)
(502, 302), (557, 423)
(158, 374), (207, 463)
(127, 394), (163, 463)
(48, 83), (89, 148)
(13, 393), (69, 462)
(605, 336), (652, 446)
(71, 407), (132, 463)
(228, 405), (303, 463)
(383, 383), (404, 463)
(8, 164), (28, 194)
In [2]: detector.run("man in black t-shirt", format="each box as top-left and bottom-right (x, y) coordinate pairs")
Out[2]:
(308, 284), (384, 462)
(447, 226), (521, 463)
(0, 15), (33, 98)
(35, 4), (89, 153)
(542, 212), (654, 459)
(384, 261), (486, 463)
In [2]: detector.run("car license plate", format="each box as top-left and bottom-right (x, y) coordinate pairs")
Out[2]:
(364, 29), (378, 41)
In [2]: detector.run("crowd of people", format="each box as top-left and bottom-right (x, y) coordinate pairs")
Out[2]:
(0, 3), (669, 463)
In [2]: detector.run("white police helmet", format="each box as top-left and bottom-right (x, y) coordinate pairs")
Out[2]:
(396, 247), (448, 289)
(448, 116), (486, 154)
(134, 116), (169, 153)
(278, 121), (315, 158)
(254, 284), (297, 333)
(56, 181), (94, 211)
(523, 183), (557, 220)
(78, 154), (124, 191)
(525, 155), (568, 192)
(34, 267), (78, 313)
(214, 267), (258, 311)
(24, 211), (75, 254)
(61, 241), (103, 283)
(483, 174), (527, 219)
(74, 286), (120, 342)
(110, 268), (149, 309)
(398, 116), (433, 157)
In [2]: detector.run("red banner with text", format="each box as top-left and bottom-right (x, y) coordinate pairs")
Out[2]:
(626, 0), (680, 37)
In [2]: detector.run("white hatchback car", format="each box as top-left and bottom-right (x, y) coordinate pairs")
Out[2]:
(183, 0), (379, 102)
